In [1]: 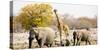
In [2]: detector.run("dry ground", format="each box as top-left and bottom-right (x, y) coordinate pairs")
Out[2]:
(10, 28), (97, 49)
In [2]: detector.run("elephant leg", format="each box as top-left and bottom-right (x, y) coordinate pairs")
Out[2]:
(77, 41), (81, 45)
(86, 37), (91, 45)
(29, 38), (33, 48)
(76, 38), (79, 45)
(49, 42), (54, 47)
(35, 39), (40, 48)
(40, 38), (46, 48)
(77, 38), (81, 45)
(75, 39), (77, 46)
(37, 39), (43, 48)
(73, 38), (76, 46)
(50, 43), (52, 47)
(76, 40), (79, 45)
(88, 40), (91, 45)
(47, 43), (52, 47)
(86, 40), (88, 45)
(40, 42), (44, 48)
(78, 39), (81, 45)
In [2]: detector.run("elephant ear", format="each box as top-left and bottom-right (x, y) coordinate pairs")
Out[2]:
(33, 27), (41, 39)
(32, 27), (39, 35)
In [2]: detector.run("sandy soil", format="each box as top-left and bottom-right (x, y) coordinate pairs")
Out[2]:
(10, 29), (97, 49)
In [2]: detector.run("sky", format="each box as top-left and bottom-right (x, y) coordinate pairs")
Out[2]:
(13, 1), (98, 18)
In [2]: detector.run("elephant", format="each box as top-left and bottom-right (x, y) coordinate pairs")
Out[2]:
(73, 28), (91, 46)
(28, 27), (55, 48)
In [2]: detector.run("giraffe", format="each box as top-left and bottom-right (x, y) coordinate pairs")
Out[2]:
(54, 9), (70, 46)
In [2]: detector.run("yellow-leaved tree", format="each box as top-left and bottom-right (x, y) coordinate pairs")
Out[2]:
(15, 3), (53, 30)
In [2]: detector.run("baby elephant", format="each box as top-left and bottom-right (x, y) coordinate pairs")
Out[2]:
(28, 27), (55, 48)
(73, 29), (91, 46)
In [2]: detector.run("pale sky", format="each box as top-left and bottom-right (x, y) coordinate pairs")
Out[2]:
(13, 1), (98, 18)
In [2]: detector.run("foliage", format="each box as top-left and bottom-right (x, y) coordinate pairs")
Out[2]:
(15, 3), (53, 30)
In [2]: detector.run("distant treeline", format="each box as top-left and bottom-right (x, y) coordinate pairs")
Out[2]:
(51, 15), (97, 30)
(10, 15), (97, 33)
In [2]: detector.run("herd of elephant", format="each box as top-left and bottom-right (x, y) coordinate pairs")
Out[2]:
(28, 27), (93, 48)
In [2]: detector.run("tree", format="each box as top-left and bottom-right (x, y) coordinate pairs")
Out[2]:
(16, 3), (53, 30)
(78, 17), (97, 28)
